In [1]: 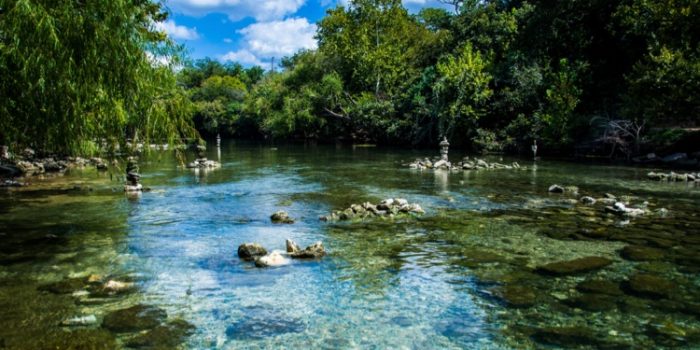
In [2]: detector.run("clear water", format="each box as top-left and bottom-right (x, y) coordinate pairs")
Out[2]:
(1, 142), (699, 349)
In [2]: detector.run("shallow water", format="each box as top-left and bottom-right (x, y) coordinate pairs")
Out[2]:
(1, 142), (699, 349)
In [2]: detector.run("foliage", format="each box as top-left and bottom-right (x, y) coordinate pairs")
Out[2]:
(0, 0), (196, 155)
(177, 0), (699, 156)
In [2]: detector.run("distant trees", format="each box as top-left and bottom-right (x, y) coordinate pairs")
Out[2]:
(182, 0), (700, 156)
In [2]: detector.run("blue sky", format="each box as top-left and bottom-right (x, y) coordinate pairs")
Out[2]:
(158, 0), (451, 67)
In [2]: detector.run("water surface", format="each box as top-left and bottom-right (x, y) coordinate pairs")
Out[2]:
(1, 142), (699, 349)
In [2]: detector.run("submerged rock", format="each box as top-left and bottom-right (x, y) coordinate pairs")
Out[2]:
(103, 304), (167, 332)
(38, 278), (85, 294)
(254, 250), (289, 268)
(531, 327), (602, 347)
(270, 211), (295, 224)
(494, 284), (537, 308)
(125, 319), (195, 349)
(620, 245), (665, 261)
(624, 273), (674, 299)
(576, 279), (623, 296)
(564, 294), (618, 311)
(536, 257), (613, 276)
(290, 241), (326, 259)
(237, 243), (267, 261)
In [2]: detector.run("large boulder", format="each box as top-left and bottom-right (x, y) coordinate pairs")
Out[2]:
(237, 243), (268, 261)
(270, 211), (295, 224)
(536, 257), (613, 276)
(290, 241), (326, 259)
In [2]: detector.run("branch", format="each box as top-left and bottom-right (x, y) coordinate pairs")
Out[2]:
(323, 108), (351, 120)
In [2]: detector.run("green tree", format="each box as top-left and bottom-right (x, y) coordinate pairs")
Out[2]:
(434, 43), (493, 141)
(0, 0), (196, 155)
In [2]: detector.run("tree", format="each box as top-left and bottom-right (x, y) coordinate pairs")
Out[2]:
(434, 43), (493, 141)
(0, 0), (196, 155)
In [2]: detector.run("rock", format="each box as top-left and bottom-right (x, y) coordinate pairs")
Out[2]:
(237, 243), (267, 261)
(41, 158), (65, 172)
(531, 327), (601, 347)
(624, 273), (674, 299)
(290, 241), (325, 259)
(61, 315), (98, 327)
(564, 294), (617, 311)
(620, 245), (665, 261)
(662, 152), (687, 163)
(86, 274), (103, 284)
(102, 280), (135, 293)
(494, 284), (536, 308)
(103, 304), (166, 332)
(124, 184), (143, 192)
(576, 280), (623, 296)
(377, 198), (394, 210)
(648, 172), (666, 181)
(395, 198), (408, 207)
(125, 319), (194, 349)
(1, 179), (24, 187)
(286, 239), (301, 254)
(22, 148), (35, 158)
(605, 202), (646, 217)
(409, 203), (425, 214)
(433, 159), (450, 169)
(548, 184), (565, 193)
(270, 211), (294, 224)
(536, 257), (613, 276)
(579, 196), (596, 205)
(254, 250), (290, 267)
(38, 278), (85, 294)
(15, 160), (43, 174)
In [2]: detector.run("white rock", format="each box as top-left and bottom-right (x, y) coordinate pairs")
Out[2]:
(254, 250), (289, 268)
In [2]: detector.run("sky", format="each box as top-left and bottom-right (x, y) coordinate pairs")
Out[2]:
(159, 0), (451, 68)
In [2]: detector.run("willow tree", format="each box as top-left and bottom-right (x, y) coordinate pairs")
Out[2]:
(0, 0), (197, 155)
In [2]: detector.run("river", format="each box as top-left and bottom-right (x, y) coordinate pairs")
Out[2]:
(1, 141), (698, 349)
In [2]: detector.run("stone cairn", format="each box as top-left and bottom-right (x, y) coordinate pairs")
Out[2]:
(186, 143), (221, 169)
(408, 137), (524, 171)
(124, 157), (142, 192)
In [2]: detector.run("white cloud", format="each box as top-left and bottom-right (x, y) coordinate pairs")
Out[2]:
(166, 0), (306, 21)
(221, 17), (317, 67)
(220, 49), (264, 66)
(223, 38), (233, 43)
(154, 20), (200, 40)
(238, 17), (317, 58)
